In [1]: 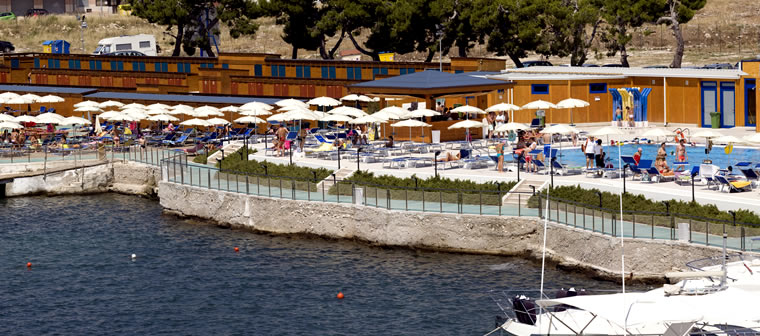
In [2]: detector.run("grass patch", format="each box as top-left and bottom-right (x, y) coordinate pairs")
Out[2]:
(329, 171), (517, 205)
(528, 185), (760, 233)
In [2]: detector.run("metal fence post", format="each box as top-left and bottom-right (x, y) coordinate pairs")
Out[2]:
(440, 191), (443, 213)
(479, 191), (482, 215)
(246, 175), (249, 195)
(207, 168), (211, 189)
(423, 191), (426, 212)
(518, 194), (521, 217)
(386, 190), (390, 209)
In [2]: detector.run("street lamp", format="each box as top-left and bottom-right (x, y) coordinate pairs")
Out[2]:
(79, 15), (87, 53)
(356, 147), (362, 171)
(435, 24), (444, 72)
(434, 150), (441, 177)
(261, 164), (268, 176)
(596, 191), (603, 208)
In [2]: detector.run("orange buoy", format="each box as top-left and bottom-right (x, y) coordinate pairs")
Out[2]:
(26, 262), (32, 268)
(337, 292), (344, 299)
(234, 247), (240, 252)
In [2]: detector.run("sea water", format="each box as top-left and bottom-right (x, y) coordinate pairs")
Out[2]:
(0, 194), (633, 335)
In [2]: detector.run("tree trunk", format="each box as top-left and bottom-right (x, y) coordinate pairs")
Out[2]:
(456, 39), (468, 57)
(424, 48), (435, 63)
(347, 32), (379, 61)
(669, 21), (684, 68)
(172, 24), (184, 57)
(327, 30), (345, 59)
(319, 38), (329, 59)
(508, 53), (523, 68)
(619, 43), (629, 67)
(291, 46), (298, 59)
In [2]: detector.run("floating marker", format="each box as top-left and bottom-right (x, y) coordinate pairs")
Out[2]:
(131, 254), (137, 259)
(26, 262), (32, 268)
(336, 292), (344, 299)
(234, 247), (239, 252)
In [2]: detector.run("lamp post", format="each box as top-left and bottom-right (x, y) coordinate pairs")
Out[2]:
(691, 170), (698, 203)
(434, 150), (441, 177)
(79, 15), (87, 53)
(550, 157), (555, 187)
(596, 191), (603, 208)
(337, 146), (341, 169)
(261, 164), (268, 177)
(623, 164), (629, 194)
(356, 147), (362, 171)
(435, 24), (444, 72)
(312, 171), (317, 183)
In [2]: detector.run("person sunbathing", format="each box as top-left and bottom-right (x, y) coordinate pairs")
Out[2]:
(437, 151), (461, 162)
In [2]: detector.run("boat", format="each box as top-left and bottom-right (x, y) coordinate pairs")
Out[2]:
(489, 253), (760, 336)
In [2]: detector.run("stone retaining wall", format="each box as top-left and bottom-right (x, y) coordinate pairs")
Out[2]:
(158, 181), (733, 283)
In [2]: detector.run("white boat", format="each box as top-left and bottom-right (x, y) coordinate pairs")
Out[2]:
(493, 255), (760, 336)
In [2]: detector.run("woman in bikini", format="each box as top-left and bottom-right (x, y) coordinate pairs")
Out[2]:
(655, 142), (674, 175)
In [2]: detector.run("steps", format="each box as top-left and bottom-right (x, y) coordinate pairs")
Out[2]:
(316, 167), (356, 190)
(205, 141), (244, 164)
(502, 177), (547, 207)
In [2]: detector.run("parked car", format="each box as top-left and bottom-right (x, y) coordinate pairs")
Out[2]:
(521, 60), (553, 67)
(702, 63), (734, 70)
(0, 40), (15, 53)
(0, 12), (16, 20)
(602, 63), (627, 67)
(25, 8), (48, 17)
(104, 50), (147, 57)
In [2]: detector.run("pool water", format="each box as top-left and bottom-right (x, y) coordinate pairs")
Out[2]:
(556, 143), (760, 169)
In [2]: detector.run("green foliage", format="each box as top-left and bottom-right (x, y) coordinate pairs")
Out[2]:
(528, 185), (760, 225)
(471, 0), (547, 67)
(337, 170), (517, 193)
(192, 148), (217, 164)
(218, 147), (333, 181)
(259, 0), (321, 59)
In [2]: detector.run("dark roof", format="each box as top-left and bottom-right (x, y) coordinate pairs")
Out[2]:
(84, 91), (282, 105)
(458, 71), (501, 76)
(0, 84), (97, 95)
(350, 70), (506, 90)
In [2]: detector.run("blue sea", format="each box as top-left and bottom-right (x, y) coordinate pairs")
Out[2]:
(0, 194), (631, 335)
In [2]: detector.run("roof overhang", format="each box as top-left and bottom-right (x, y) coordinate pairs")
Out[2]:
(496, 66), (748, 80)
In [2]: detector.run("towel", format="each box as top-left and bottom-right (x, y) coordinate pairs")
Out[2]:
(731, 181), (751, 189)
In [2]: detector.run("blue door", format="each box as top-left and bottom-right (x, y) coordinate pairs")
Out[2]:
(701, 82), (717, 128)
(720, 82), (735, 128)
(746, 79), (756, 127)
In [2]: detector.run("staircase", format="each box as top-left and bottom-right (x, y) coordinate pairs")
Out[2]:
(316, 167), (356, 190)
(205, 141), (244, 164)
(502, 176), (547, 207)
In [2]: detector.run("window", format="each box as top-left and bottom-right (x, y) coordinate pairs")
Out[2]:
(89, 60), (102, 70)
(132, 61), (145, 72)
(11, 59), (19, 68)
(455, 70), (464, 74)
(296, 65), (303, 78)
(589, 83), (607, 94)
(110, 61), (124, 71)
(271, 65), (279, 77)
(154, 62), (167, 72)
(346, 67), (354, 80)
(399, 67), (415, 75)
(353, 67), (362, 80)
(531, 84), (549, 94)
(34, 58), (40, 68)
(69, 60), (81, 69)
(139, 41), (151, 49)
(321, 66), (336, 79)
(303, 66), (311, 78)
(254, 64), (262, 76)
(115, 43), (132, 51)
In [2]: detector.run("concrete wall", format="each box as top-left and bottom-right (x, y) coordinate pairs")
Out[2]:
(158, 181), (733, 283)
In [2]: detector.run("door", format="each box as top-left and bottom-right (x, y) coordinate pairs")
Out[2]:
(720, 82), (735, 127)
(746, 79), (756, 127)
(701, 82), (717, 127)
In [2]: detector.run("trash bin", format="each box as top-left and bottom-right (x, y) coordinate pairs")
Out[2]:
(353, 187), (364, 205)
(710, 112), (720, 129)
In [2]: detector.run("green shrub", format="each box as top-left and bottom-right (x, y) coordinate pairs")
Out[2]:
(192, 149), (217, 164)
(328, 171), (517, 205)
(218, 147), (333, 181)
(528, 185), (760, 225)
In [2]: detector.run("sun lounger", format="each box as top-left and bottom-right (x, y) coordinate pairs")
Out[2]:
(642, 167), (675, 183)
(699, 163), (721, 190)
(551, 160), (582, 175)
(739, 167), (759, 188)
(675, 166), (700, 185)
(714, 175), (752, 193)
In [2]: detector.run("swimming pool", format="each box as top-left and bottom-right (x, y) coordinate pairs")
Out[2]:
(555, 143), (760, 169)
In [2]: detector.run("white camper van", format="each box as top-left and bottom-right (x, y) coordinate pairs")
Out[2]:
(93, 34), (157, 56)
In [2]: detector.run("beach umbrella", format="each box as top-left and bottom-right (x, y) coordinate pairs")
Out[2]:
(448, 119), (484, 143)
(106, 112), (135, 122)
(349, 115), (383, 125)
(99, 100), (124, 108)
(149, 107), (178, 115)
(206, 117), (231, 126)
(180, 118), (212, 127)
(321, 114), (354, 122)
(238, 108), (272, 117)
(282, 109), (319, 121)
(494, 122), (529, 133)
(94, 115), (102, 134)
(75, 106), (103, 113)
(37, 95), (65, 103)
(0, 121), (22, 129)
(713, 135), (744, 165)
(540, 124), (580, 163)
(275, 98), (307, 108)
(234, 116), (266, 124)
(0, 114), (15, 122)
(266, 113), (291, 122)
(240, 101), (274, 111)
(391, 119), (431, 142)
(171, 104), (194, 111)
(451, 105), (485, 119)
(743, 133), (760, 143)
(99, 111), (124, 120)
(121, 103), (147, 110)
(219, 106), (240, 113)
(307, 96), (341, 107)
(125, 110), (149, 121)
(405, 108), (440, 119)
(328, 106), (367, 118)
(340, 94), (372, 102)
(641, 128), (676, 139)
(522, 100), (558, 110)
(278, 104), (311, 112)
(588, 126), (624, 137)
(0, 92), (20, 100)
(691, 129), (723, 139)
(556, 98), (589, 125)
(5, 96), (33, 105)
(121, 107), (147, 115)
(36, 113), (65, 124)
(14, 115), (38, 123)
(374, 107), (407, 138)
(147, 103), (171, 110)
(60, 116), (92, 126)
(148, 114), (179, 122)
(486, 102), (521, 121)
(74, 100), (100, 108)
(20, 93), (41, 102)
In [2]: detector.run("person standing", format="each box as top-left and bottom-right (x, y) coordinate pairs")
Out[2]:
(594, 139), (605, 168)
(583, 136), (596, 169)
